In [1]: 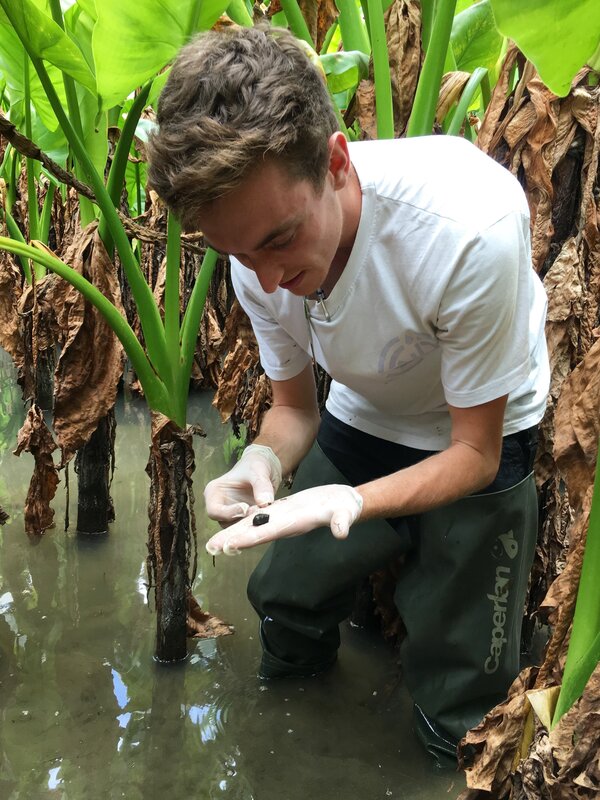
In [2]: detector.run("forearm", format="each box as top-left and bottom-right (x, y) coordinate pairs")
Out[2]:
(253, 404), (320, 477)
(356, 440), (499, 520)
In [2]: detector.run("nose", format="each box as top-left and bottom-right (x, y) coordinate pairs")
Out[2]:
(241, 254), (284, 294)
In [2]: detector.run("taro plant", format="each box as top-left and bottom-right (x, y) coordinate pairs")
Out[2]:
(0, 0), (245, 660)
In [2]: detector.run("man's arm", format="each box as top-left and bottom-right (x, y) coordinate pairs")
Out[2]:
(203, 364), (320, 525)
(252, 363), (321, 476)
(356, 394), (507, 519)
(205, 394), (508, 554)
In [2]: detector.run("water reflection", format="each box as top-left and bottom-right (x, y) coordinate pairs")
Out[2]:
(0, 349), (463, 799)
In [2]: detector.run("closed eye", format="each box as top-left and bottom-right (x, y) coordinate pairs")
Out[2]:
(266, 230), (297, 251)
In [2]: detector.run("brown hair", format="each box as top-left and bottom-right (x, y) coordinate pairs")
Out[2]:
(147, 25), (339, 231)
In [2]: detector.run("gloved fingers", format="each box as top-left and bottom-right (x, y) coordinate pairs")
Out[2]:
(329, 508), (354, 539)
(204, 499), (250, 524)
(248, 473), (276, 507)
(205, 500), (316, 556)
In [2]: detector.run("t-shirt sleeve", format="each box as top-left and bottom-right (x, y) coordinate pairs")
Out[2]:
(230, 260), (311, 381)
(436, 211), (532, 407)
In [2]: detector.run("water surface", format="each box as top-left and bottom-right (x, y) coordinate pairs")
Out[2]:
(0, 351), (464, 799)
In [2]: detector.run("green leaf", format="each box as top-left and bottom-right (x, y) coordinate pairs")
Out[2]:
(489, 0), (600, 97)
(78, 83), (107, 183)
(0, 17), (68, 131)
(93, 0), (231, 109)
(320, 50), (369, 94)
(451, 0), (504, 75)
(0, 0), (96, 93)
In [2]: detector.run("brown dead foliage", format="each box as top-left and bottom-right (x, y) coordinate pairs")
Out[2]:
(0, 249), (26, 386)
(13, 404), (60, 538)
(146, 414), (230, 643)
(212, 299), (272, 439)
(187, 593), (233, 639)
(50, 224), (125, 465)
(460, 59), (600, 799)
(354, 0), (422, 139)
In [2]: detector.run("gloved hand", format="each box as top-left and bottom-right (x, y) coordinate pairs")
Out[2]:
(204, 444), (282, 525)
(205, 484), (364, 555)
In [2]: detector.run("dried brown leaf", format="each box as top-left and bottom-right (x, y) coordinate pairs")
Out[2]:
(13, 404), (60, 537)
(385, 0), (422, 136)
(316, 0), (337, 53)
(459, 667), (538, 795)
(51, 225), (124, 464)
(0, 251), (25, 375)
(436, 71), (471, 126)
(511, 664), (600, 798)
(355, 79), (378, 140)
(187, 593), (233, 639)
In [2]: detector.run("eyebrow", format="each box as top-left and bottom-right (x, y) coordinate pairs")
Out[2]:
(203, 214), (303, 257)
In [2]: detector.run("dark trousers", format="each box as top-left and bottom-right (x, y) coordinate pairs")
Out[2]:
(248, 411), (539, 740)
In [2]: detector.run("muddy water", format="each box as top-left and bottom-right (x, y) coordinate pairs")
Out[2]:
(0, 351), (464, 800)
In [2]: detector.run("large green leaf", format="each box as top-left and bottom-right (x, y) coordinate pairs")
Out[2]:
(320, 50), (369, 94)
(451, 0), (504, 75)
(489, 0), (600, 97)
(0, 0), (96, 93)
(93, 0), (231, 109)
(0, 17), (68, 131)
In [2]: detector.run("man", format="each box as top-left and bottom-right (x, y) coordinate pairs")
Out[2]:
(148, 25), (549, 759)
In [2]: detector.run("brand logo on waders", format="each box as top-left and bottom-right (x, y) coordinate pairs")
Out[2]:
(485, 531), (518, 674)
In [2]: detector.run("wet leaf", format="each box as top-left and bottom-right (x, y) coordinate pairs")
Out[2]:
(13, 404), (59, 538)
(187, 594), (233, 639)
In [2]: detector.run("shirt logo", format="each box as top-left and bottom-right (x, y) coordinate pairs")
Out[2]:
(378, 333), (438, 382)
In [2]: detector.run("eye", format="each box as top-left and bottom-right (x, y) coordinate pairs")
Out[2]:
(268, 230), (297, 250)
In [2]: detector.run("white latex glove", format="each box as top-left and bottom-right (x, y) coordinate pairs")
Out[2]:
(205, 484), (364, 556)
(204, 444), (282, 525)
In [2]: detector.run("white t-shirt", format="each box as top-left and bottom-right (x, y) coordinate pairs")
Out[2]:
(231, 136), (549, 451)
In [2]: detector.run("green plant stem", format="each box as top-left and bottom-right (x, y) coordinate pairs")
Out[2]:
(552, 442), (600, 726)
(99, 82), (151, 247)
(39, 182), (56, 245)
(27, 55), (170, 382)
(366, 0), (394, 139)
(280, 0), (314, 46)
(0, 208), (31, 282)
(419, 0), (436, 51)
(48, 0), (95, 226)
(226, 0), (253, 27)
(165, 213), (182, 388)
(177, 248), (219, 423)
(320, 20), (338, 54)
(0, 235), (172, 416)
(23, 53), (46, 280)
(446, 67), (488, 136)
(335, 0), (371, 54)
(186, 0), (203, 36)
(407, 0), (457, 137)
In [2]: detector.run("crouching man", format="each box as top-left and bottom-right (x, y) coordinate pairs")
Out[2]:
(148, 25), (550, 759)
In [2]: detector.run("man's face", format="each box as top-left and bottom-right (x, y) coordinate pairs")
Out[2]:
(198, 145), (354, 297)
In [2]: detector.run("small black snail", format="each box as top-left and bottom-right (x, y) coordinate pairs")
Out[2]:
(252, 513), (270, 526)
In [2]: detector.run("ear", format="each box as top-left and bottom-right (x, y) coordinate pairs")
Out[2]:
(327, 132), (351, 189)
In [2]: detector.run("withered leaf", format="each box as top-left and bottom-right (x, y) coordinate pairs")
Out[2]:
(187, 593), (233, 639)
(51, 225), (124, 464)
(13, 404), (60, 537)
